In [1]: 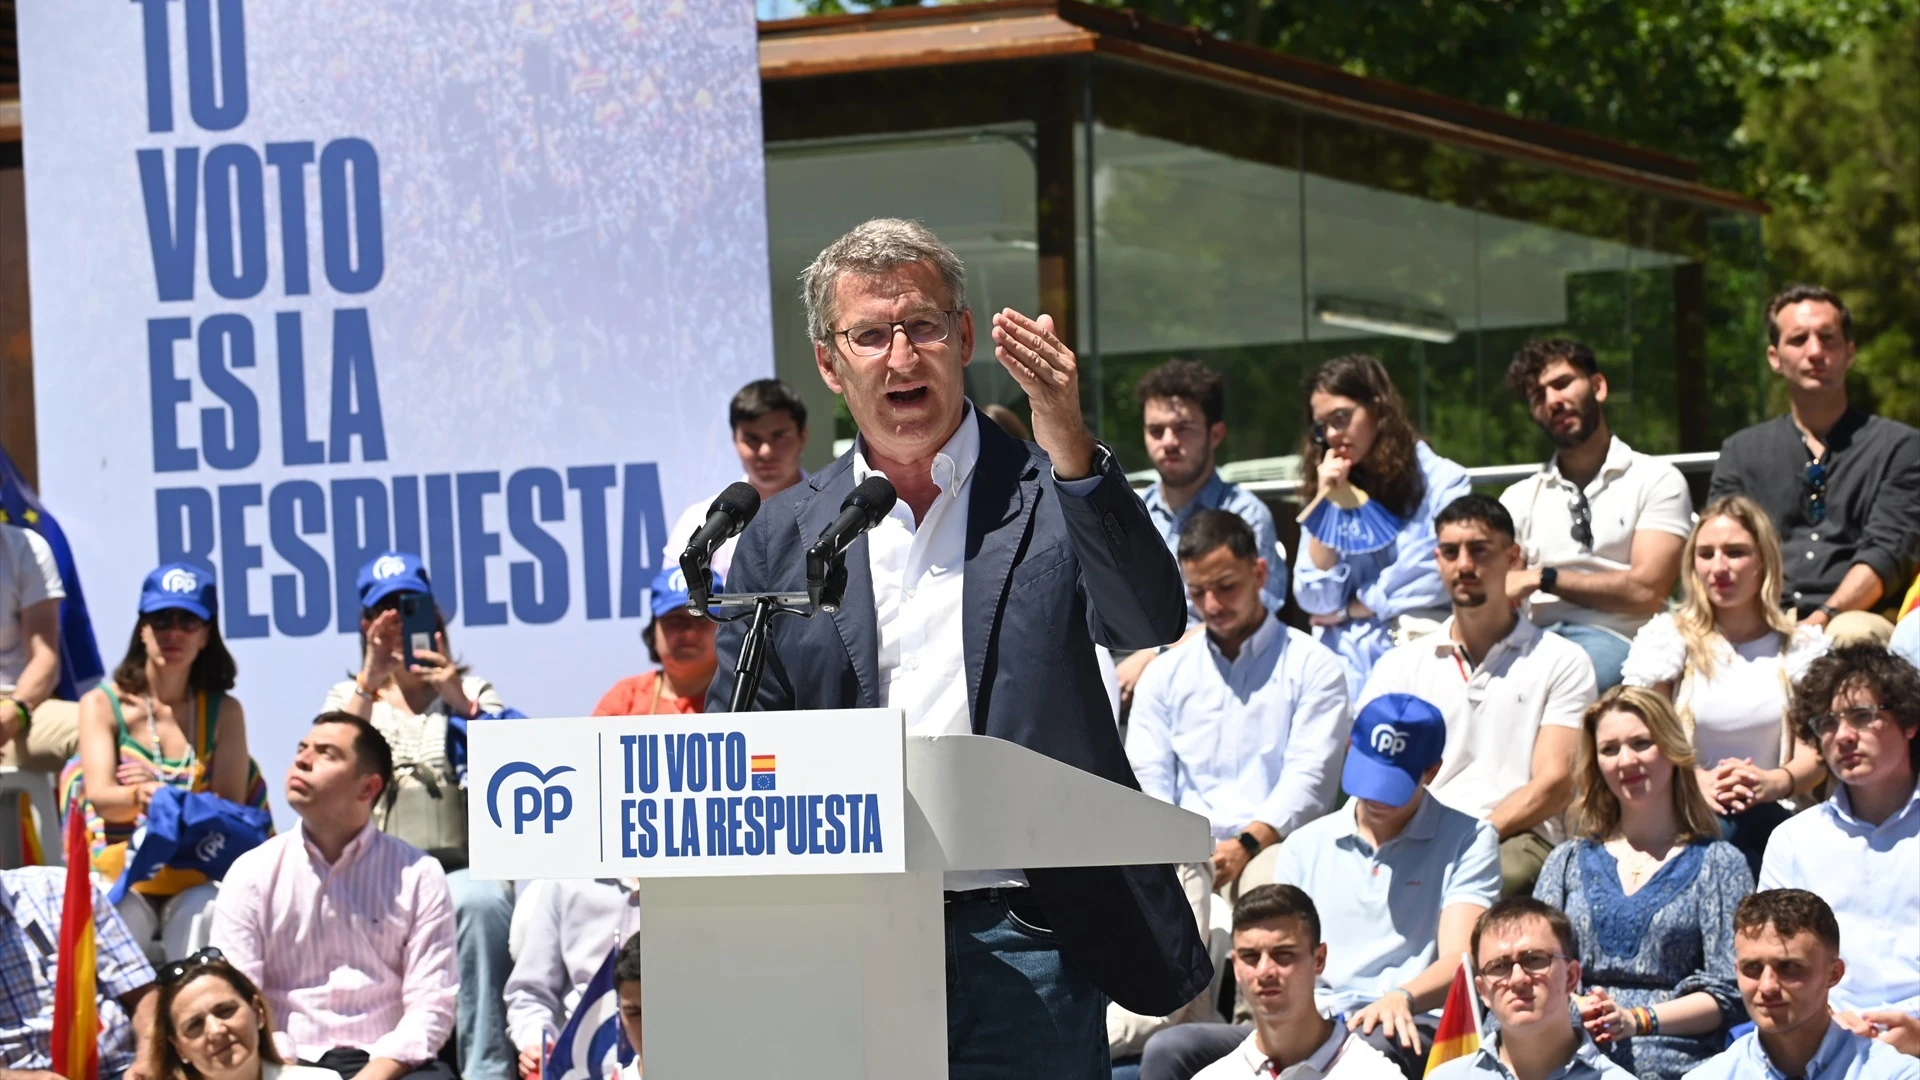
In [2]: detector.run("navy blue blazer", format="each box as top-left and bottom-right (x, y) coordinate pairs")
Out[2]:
(706, 410), (1213, 1015)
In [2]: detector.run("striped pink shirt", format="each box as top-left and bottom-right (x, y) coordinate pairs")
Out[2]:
(210, 820), (458, 1065)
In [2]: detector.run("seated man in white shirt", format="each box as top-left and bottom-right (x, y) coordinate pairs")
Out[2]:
(504, 880), (641, 1077)
(1358, 494), (1597, 897)
(1191, 885), (1402, 1080)
(664, 378), (809, 582)
(1127, 509), (1352, 894)
(1765, 645), (1920, 1027)
(211, 713), (459, 1080)
(1499, 339), (1691, 691)
(1682, 890), (1919, 1080)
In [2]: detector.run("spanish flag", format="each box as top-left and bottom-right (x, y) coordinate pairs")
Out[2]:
(1423, 955), (1482, 1076)
(51, 807), (100, 1080)
(15, 792), (45, 865)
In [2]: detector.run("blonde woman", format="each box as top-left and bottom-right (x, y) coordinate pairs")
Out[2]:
(1534, 686), (1753, 1080)
(1620, 495), (1827, 871)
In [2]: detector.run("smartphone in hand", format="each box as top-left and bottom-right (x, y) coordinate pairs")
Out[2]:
(399, 592), (438, 668)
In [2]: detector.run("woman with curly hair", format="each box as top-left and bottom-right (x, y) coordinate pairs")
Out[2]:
(1534, 686), (1752, 1080)
(1292, 354), (1471, 695)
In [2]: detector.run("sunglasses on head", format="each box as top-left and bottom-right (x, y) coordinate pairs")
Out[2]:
(146, 609), (207, 632)
(158, 946), (225, 986)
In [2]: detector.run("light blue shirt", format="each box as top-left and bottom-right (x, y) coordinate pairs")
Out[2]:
(1429, 1025), (1636, 1080)
(1144, 470), (1287, 620)
(1759, 778), (1920, 1013)
(1892, 608), (1920, 670)
(1272, 791), (1500, 1015)
(1126, 610), (1351, 841)
(1293, 442), (1473, 697)
(1682, 1021), (1920, 1080)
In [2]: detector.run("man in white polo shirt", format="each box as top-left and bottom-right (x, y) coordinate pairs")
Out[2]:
(1499, 339), (1692, 690)
(1128, 509), (1352, 894)
(1358, 494), (1597, 898)
(1273, 692), (1500, 1078)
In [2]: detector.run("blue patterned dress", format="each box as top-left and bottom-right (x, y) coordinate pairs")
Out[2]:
(1534, 838), (1753, 1080)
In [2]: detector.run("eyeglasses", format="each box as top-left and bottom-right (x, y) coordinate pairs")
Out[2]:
(829, 310), (959, 358)
(158, 946), (225, 985)
(1476, 950), (1568, 983)
(1311, 407), (1358, 448)
(146, 610), (207, 632)
(1804, 459), (1828, 525)
(1568, 490), (1593, 551)
(1810, 706), (1890, 740)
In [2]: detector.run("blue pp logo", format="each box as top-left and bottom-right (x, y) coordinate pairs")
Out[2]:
(486, 762), (577, 835)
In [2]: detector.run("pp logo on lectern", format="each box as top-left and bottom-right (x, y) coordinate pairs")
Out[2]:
(486, 762), (578, 835)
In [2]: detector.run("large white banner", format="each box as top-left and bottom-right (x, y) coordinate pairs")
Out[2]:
(18, 0), (773, 823)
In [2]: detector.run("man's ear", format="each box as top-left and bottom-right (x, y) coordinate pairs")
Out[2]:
(1313, 942), (1328, 977)
(814, 341), (845, 395)
(1589, 371), (1609, 405)
(1208, 420), (1227, 453)
(1829, 955), (1847, 991)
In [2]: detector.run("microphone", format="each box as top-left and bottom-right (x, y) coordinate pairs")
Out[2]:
(680, 482), (760, 614)
(807, 476), (897, 610)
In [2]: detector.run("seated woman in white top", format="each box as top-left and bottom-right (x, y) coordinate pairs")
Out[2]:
(1621, 495), (1828, 874)
(144, 948), (343, 1080)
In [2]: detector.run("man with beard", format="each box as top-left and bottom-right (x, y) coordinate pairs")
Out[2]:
(1117, 361), (1285, 708)
(1357, 495), (1596, 897)
(1499, 339), (1692, 690)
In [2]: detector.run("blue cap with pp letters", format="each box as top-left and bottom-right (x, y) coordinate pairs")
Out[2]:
(139, 563), (216, 622)
(356, 551), (432, 610)
(648, 564), (723, 620)
(1341, 693), (1448, 807)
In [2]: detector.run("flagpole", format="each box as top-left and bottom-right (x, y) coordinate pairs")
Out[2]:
(1461, 952), (1484, 1035)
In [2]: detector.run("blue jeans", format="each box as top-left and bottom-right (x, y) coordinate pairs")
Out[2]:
(1548, 622), (1631, 691)
(446, 868), (516, 1080)
(946, 891), (1109, 1080)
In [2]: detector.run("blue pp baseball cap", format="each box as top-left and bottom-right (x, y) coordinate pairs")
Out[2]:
(1341, 693), (1448, 807)
(649, 564), (723, 620)
(139, 563), (216, 622)
(356, 551), (432, 610)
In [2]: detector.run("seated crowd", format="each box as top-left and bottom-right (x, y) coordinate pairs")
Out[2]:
(4, 289), (1919, 1080)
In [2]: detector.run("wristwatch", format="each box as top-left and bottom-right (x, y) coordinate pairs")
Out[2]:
(1236, 831), (1263, 856)
(1538, 566), (1559, 594)
(1818, 603), (1841, 621)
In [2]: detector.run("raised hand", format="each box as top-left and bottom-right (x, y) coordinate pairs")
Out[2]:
(990, 309), (1095, 479)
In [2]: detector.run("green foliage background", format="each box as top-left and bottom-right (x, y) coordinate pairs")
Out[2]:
(800, 0), (1920, 435)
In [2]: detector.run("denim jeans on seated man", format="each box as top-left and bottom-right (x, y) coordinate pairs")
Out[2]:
(446, 869), (516, 1080)
(946, 892), (1108, 1080)
(1546, 622), (1630, 692)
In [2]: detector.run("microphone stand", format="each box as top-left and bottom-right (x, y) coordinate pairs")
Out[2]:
(684, 530), (859, 713)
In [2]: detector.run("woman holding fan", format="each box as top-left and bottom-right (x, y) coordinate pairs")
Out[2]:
(1293, 354), (1471, 695)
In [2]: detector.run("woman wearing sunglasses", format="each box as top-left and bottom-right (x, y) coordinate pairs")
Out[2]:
(1534, 686), (1753, 1080)
(1621, 495), (1829, 873)
(1293, 354), (1472, 696)
(66, 563), (268, 948)
(144, 948), (342, 1080)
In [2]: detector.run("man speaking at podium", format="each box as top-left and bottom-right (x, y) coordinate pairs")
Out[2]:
(708, 218), (1212, 1078)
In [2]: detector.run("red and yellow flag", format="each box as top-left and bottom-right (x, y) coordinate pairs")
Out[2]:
(1423, 957), (1482, 1076)
(50, 807), (100, 1080)
(16, 792), (45, 865)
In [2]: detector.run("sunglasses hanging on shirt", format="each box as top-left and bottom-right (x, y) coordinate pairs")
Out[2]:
(1803, 457), (1828, 525)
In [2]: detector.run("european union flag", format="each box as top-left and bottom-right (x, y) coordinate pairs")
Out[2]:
(752, 773), (775, 791)
(0, 446), (103, 700)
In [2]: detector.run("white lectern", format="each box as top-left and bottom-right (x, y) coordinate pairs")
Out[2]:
(636, 732), (1211, 1080)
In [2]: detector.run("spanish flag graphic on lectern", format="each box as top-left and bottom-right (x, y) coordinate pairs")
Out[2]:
(751, 754), (777, 790)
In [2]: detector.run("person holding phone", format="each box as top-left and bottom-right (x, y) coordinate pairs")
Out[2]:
(325, 551), (514, 1080)
(1292, 355), (1473, 696)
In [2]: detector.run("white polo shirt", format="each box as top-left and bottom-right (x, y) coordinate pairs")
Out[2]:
(1357, 617), (1596, 843)
(1500, 435), (1693, 639)
(0, 523), (64, 690)
(1193, 1022), (1404, 1080)
(1272, 793), (1501, 1016)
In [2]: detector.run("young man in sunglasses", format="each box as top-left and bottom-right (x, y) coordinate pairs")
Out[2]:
(1499, 339), (1691, 691)
(1763, 645), (1920, 1029)
(0, 865), (157, 1080)
(1709, 285), (1920, 643)
(1429, 897), (1631, 1079)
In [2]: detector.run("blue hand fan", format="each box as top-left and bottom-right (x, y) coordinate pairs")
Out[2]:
(1296, 483), (1403, 555)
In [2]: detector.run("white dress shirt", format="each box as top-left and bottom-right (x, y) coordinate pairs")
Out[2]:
(1759, 778), (1920, 1013)
(1126, 611), (1352, 841)
(855, 407), (1023, 891)
(1358, 617), (1597, 843)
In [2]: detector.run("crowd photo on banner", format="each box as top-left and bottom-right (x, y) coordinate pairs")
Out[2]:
(4, 4), (1920, 1080)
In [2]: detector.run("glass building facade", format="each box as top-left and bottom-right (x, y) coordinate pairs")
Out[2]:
(759, 8), (1767, 480)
